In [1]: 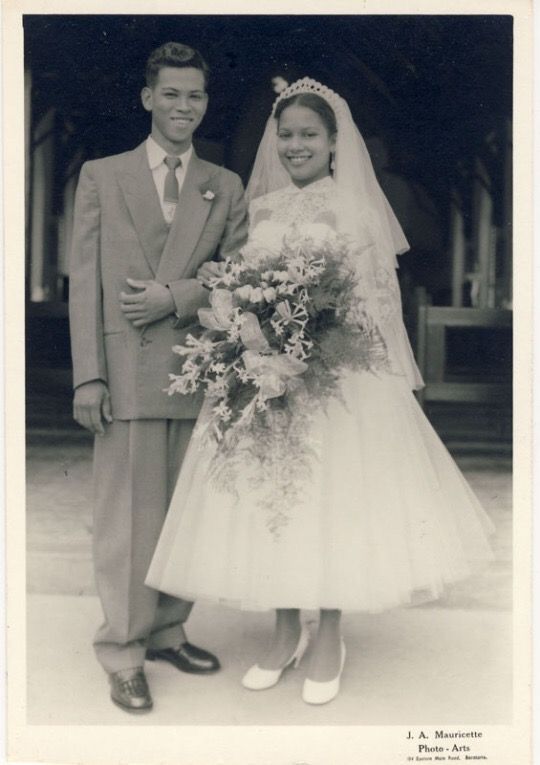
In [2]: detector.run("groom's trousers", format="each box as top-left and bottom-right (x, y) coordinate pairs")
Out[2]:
(92, 418), (195, 673)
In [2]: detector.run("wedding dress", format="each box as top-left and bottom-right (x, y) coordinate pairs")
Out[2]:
(146, 176), (494, 612)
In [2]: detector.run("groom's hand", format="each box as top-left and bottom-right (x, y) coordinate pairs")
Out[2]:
(197, 261), (224, 288)
(73, 380), (112, 435)
(120, 279), (175, 327)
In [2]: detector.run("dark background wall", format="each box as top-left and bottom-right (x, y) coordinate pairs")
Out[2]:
(24, 15), (513, 440)
(25, 15), (512, 186)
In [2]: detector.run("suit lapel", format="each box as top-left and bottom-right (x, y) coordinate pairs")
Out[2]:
(117, 142), (168, 276)
(156, 153), (215, 284)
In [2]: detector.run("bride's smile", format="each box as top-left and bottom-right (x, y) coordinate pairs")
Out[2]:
(287, 154), (311, 165)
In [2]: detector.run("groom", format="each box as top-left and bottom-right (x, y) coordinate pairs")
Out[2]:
(69, 42), (248, 713)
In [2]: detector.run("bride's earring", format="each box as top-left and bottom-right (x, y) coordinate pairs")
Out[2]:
(330, 154), (336, 171)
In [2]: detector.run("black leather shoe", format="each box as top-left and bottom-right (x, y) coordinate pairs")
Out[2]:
(146, 642), (220, 674)
(109, 667), (153, 713)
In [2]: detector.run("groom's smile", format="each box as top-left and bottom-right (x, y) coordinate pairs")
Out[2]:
(141, 66), (208, 155)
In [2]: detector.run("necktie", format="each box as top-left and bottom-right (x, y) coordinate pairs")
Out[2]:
(164, 156), (182, 203)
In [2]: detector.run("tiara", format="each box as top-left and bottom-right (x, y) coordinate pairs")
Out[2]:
(272, 77), (346, 116)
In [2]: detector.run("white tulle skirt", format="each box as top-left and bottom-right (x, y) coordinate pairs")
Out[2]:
(146, 370), (494, 612)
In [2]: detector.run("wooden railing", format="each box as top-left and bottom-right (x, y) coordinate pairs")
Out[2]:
(415, 293), (512, 409)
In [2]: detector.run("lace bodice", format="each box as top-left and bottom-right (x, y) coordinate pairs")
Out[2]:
(245, 177), (398, 321)
(243, 176), (423, 390)
(250, 176), (337, 227)
(245, 177), (339, 262)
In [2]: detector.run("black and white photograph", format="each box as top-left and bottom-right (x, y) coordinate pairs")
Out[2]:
(4, 3), (534, 764)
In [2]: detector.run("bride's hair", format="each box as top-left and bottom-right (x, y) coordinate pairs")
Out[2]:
(274, 93), (337, 137)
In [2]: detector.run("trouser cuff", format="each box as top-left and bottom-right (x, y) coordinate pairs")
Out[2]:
(147, 621), (187, 650)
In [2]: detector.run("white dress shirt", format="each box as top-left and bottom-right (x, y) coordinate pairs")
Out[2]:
(146, 136), (193, 224)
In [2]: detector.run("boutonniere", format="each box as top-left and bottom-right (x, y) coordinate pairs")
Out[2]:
(202, 189), (216, 201)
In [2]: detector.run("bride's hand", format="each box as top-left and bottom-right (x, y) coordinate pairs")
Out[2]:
(197, 261), (225, 288)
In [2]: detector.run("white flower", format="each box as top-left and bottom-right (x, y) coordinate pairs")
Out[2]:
(236, 368), (251, 383)
(181, 360), (199, 375)
(213, 401), (232, 421)
(270, 320), (284, 336)
(202, 190), (215, 201)
(231, 360), (252, 383)
(227, 324), (241, 341)
(172, 344), (190, 356)
(263, 287), (277, 302)
(287, 262), (305, 282)
(220, 271), (236, 286)
(201, 338), (217, 354)
(271, 76), (289, 94)
(230, 261), (248, 276)
(250, 287), (264, 303)
(235, 285), (253, 301)
(208, 378), (228, 396)
(167, 377), (187, 395)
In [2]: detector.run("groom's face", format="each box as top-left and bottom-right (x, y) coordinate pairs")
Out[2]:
(141, 67), (208, 154)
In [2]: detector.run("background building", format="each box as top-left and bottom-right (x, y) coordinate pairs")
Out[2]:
(25, 15), (512, 445)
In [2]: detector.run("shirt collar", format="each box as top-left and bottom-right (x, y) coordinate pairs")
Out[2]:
(146, 135), (193, 171)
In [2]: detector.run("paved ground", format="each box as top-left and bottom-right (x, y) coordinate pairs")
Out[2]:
(27, 594), (511, 726)
(25, 438), (512, 725)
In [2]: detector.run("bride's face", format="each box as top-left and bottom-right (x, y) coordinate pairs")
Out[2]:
(277, 105), (336, 188)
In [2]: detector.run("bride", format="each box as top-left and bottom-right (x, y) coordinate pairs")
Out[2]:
(146, 78), (494, 705)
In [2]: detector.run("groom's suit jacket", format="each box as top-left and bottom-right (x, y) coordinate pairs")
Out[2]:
(69, 141), (248, 420)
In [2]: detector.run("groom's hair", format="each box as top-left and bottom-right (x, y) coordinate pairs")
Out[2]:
(145, 42), (210, 88)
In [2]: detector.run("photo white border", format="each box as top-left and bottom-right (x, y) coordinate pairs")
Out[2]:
(3, 1), (534, 763)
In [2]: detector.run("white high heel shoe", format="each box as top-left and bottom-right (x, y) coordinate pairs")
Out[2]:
(241, 625), (310, 690)
(302, 639), (346, 705)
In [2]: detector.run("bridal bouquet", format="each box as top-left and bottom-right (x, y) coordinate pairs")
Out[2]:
(168, 231), (387, 453)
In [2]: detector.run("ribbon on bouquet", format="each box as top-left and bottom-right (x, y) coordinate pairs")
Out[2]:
(198, 289), (237, 331)
(242, 349), (308, 401)
(198, 292), (274, 356)
(239, 312), (271, 353)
